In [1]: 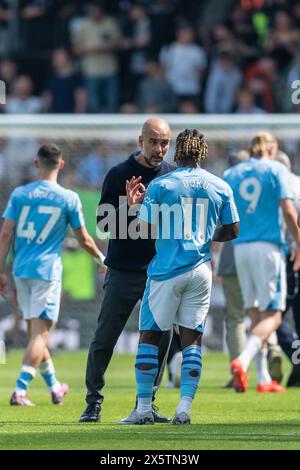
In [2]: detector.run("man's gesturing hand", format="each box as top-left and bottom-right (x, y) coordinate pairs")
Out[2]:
(126, 176), (146, 206)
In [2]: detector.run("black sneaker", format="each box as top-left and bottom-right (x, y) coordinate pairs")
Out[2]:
(79, 403), (101, 423)
(152, 404), (170, 423)
(268, 354), (283, 384)
(286, 365), (300, 387)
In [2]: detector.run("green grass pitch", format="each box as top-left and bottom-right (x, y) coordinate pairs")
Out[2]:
(0, 351), (300, 450)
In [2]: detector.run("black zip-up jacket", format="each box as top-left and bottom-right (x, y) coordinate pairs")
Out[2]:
(97, 153), (175, 271)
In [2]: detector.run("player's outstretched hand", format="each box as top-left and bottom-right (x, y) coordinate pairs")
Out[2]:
(290, 246), (300, 272)
(126, 176), (146, 206)
(0, 273), (8, 294)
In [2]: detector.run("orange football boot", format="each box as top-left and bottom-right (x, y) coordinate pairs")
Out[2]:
(256, 380), (285, 393)
(230, 358), (249, 392)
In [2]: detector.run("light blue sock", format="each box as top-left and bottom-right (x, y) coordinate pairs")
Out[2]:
(135, 343), (158, 414)
(15, 365), (36, 394)
(39, 359), (60, 391)
(180, 345), (202, 399)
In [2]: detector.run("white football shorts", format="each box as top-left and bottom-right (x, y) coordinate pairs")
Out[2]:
(234, 242), (286, 312)
(14, 278), (61, 322)
(139, 261), (212, 333)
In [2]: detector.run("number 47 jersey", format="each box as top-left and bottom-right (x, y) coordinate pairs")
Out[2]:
(3, 180), (84, 281)
(223, 157), (293, 247)
(138, 167), (239, 281)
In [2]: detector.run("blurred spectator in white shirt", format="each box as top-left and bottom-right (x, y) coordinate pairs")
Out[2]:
(159, 24), (207, 103)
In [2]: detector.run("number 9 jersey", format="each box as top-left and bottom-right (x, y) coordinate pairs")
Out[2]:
(223, 157), (293, 248)
(3, 180), (85, 281)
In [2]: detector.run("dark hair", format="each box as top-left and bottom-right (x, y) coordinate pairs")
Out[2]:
(174, 129), (208, 166)
(37, 143), (62, 169)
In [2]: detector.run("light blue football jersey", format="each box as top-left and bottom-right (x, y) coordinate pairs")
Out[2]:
(3, 180), (85, 281)
(138, 167), (239, 281)
(224, 157), (293, 246)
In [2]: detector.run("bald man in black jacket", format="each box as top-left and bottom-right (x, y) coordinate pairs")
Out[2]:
(80, 118), (175, 424)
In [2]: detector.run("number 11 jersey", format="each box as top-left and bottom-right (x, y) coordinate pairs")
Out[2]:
(138, 167), (239, 281)
(3, 180), (84, 281)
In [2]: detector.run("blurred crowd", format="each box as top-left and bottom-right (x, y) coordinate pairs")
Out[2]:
(0, 0), (300, 115)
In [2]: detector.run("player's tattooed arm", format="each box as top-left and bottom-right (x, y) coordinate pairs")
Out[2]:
(213, 222), (239, 242)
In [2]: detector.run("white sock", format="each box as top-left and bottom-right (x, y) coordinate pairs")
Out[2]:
(176, 396), (193, 416)
(51, 382), (62, 393)
(136, 397), (152, 414)
(239, 335), (262, 371)
(255, 348), (272, 385)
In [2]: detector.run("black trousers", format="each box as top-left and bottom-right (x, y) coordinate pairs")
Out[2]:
(277, 256), (300, 361)
(85, 268), (172, 405)
(285, 256), (300, 339)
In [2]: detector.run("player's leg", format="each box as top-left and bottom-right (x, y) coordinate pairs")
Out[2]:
(222, 274), (245, 387)
(10, 279), (34, 406)
(231, 243), (266, 391)
(26, 318), (60, 398)
(38, 346), (69, 404)
(251, 309), (285, 392)
(118, 275), (182, 425)
(31, 278), (68, 403)
(81, 269), (148, 422)
(247, 310), (277, 388)
(118, 330), (163, 426)
(232, 243), (286, 392)
(173, 326), (202, 425)
(173, 261), (212, 425)
(11, 278), (67, 406)
(10, 318), (51, 406)
(134, 329), (164, 424)
(23, 318), (52, 367)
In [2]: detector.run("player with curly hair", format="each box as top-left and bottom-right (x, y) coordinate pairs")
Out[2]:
(120, 128), (239, 425)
